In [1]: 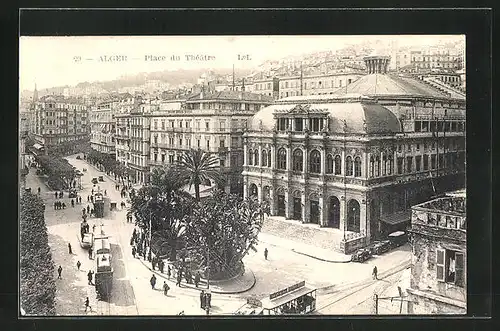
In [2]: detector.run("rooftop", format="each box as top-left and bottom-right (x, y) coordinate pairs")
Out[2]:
(186, 90), (274, 103)
(415, 196), (466, 216)
(332, 73), (466, 101)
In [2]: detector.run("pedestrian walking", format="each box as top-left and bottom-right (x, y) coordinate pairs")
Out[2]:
(206, 292), (212, 308)
(91, 189), (94, 194)
(57, 265), (62, 279)
(176, 272), (182, 287)
(84, 297), (91, 312)
(87, 195), (90, 202)
(87, 270), (94, 285)
(264, 247), (268, 260)
(77, 260), (81, 270)
(82, 208), (86, 215)
(87, 205), (90, 214)
(54, 202), (57, 210)
(62, 202), (66, 209)
(163, 281), (170, 296)
(167, 265), (171, 279)
(79, 196), (82, 204)
(159, 260), (165, 273)
(372, 266), (378, 280)
(194, 272), (201, 288)
(38, 187), (41, 194)
(150, 274), (157, 290)
(55, 192), (58, 199)
(88, 247), (93, 259)
(200, 290), (206, 309)
(71, 199), (75, 207)
(68, 243), (73, 254)
(132, 246), (136, 258)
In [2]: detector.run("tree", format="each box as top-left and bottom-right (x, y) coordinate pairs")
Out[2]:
(184, 190), (269, 280)
(129, 166), (194, 261)
(175, 149), (222, 201)
(20, 192), (56, 315)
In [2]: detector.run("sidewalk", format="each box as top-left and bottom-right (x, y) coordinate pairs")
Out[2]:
(136, 257), (256, 295)
(258, 232), (352, 263)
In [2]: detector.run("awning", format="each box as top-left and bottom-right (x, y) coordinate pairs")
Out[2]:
(380, 210), (411, 225)
(260, 286), (316, 310)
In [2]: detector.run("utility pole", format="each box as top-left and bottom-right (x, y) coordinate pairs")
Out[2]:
(373, 294), (378, 315)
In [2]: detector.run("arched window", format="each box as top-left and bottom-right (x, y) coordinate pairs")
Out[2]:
(388, 155), (393, 175)
(382, 154), (387, 175)
(370, 156), (375, 177)
(248, 149), (253, 166)
(267, 151), (272, 168)
(346, 156), (353, 176)
(292, 149), (303, 172)
(261, 150), (268, 167)
(334, 155), (341, 175)
(375, 155), (380, 177)
(277, 148), (287, 170)
(326, 154), (334, 174)
(309, 150), (321, 174)
(354, 156), (362, 177)
(253, 150), (259, 166)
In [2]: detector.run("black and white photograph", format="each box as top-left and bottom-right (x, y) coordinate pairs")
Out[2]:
(19, 33), (467, 316)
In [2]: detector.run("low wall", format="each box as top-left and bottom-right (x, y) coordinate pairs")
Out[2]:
(340, 236), (366, 254)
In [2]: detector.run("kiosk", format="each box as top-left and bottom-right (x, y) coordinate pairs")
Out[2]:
(260, 281), (317, 315)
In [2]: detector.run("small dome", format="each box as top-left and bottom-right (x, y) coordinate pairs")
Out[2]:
(248, 95), (400, 134)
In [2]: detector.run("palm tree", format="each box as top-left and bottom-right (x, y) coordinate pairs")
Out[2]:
(149, 166), (188, 203)
(175, 149), (222, 202)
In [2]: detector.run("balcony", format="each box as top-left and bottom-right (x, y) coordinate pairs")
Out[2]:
(165, 127), (192, 133)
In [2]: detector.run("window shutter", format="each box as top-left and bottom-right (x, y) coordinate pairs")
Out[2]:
(455, 252), (465, 287)
(436, 248), (445, 282)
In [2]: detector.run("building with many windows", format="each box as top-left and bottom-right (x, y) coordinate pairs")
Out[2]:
(147, 90), (273, 194)
(407, 189), (466, 314)
(410, 49), (463, 72)
(90, 93), (138, 156)
(29, 95), (90, 152)
(114, 101), (157, 185)
(242, 56), (465, 254)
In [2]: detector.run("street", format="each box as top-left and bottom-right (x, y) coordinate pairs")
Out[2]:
(23, 154), (411, 315)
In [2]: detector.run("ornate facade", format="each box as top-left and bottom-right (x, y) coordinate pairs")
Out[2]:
(243, 90), (465, 253)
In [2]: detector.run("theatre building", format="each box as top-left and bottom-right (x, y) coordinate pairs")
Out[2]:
(242, 90), (465, 253)
(407, 190), (466, 314)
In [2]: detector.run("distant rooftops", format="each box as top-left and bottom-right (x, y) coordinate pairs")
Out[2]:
(186, 90), (273, 103)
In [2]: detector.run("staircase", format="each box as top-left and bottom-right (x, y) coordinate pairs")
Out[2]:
(261, 217), (342, 252)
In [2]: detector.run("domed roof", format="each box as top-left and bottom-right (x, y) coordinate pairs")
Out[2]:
(248, 95), (401, 134)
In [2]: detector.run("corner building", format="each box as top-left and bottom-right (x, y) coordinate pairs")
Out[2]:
(407, 190), (466, 314)
(243, 57), (465, 253)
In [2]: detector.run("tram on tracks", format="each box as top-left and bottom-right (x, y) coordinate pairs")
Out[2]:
(93, 232), (113, 300)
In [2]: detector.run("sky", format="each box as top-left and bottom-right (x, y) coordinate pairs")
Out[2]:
(19, 35), (465, 91)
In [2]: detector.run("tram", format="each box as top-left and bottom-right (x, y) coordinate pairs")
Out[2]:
(93, 233), (113, 300)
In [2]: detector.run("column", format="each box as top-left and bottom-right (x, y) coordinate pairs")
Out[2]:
(258, 144), (263, 168)
(319, 194), (325, 226)
(360, 199), (368, 240)
(301, 192), (307, 223)
(243, 181), (248, 199)
(303, 148), (308, 175)
(258, 183), (263, 203)
(365, 151), (370, 178)
(286, 145), (292, 172)
(285, 189), (291, 219)
(341, 148), (345, 175)
(269, 187), (275, 215)
(320, 147), (326, 176)
(243, 139), (248, 166)
(270, 145), (276, 169)
(340, 196), (346, 233)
